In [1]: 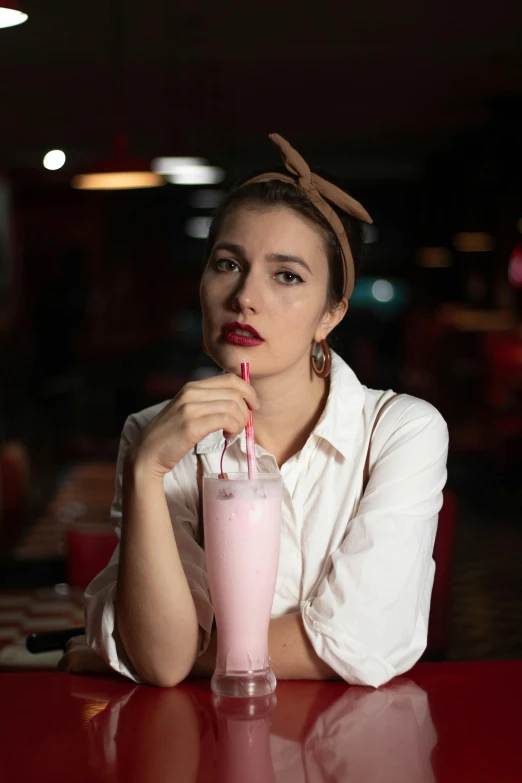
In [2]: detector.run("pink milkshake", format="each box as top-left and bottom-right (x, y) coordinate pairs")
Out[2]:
(203, 472), (282, 697)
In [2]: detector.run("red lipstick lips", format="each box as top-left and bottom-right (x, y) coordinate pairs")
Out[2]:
(222, 322), (264, 347)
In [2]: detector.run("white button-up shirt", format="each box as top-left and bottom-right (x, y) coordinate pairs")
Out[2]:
(85, 351), (448, 687)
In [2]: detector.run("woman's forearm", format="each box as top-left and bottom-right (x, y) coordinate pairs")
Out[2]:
(115, 451), (200, 687)
(269, 612), (340, 680)
(190, 613), (340, 681)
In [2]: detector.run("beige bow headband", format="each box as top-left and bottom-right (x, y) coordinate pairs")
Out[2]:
(241, 133), (373, 300)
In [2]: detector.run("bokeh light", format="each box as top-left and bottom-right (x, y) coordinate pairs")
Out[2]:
(0, 7), (28, 29)
(43, 150), (66, 171)
(372, 279), (395, 302)
(185, 216), (213, 239)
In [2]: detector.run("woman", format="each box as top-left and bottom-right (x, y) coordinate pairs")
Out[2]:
(73, 135), (448, 688)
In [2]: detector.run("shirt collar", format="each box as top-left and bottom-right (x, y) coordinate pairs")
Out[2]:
(195, 350), (365, 460)
(312, 350), (366, 460)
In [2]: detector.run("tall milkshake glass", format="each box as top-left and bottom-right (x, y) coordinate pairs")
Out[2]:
(203, 472), (282, 697)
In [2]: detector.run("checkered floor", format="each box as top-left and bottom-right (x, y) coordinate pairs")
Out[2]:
(0, 585), (85, 668)
(0, 587), (85, 648)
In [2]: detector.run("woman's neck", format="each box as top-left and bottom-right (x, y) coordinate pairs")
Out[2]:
(251, 359), (330, 467)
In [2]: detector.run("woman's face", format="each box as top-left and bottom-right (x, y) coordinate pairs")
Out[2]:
(200, 205), (347, 378)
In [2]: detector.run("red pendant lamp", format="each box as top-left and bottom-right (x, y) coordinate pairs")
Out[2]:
(71, 0), (164, 191)
(0, 2), (28, 28)
(71, 134), (164, 191)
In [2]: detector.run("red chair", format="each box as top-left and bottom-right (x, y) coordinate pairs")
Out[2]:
(426, 489), (457, 660)
(66, 524), (118, 590)
(26, 524), (118, 655)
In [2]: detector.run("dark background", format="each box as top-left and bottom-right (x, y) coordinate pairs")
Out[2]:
(1, 0), (522, 661)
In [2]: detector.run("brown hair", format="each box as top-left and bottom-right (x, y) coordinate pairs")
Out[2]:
(205, 175), (366, 311)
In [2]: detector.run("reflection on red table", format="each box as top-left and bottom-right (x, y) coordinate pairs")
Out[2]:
(1, 661), (521, 782)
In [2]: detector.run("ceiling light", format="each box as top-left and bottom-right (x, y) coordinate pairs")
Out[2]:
(185, 217), (213, 239)
(72, 171), (164, 191)
(453, 232), (495, 252)
(43, 150), (66, 171)
(166, 167), (225, 186)
(152, 157), (208, 175)
(71, 136), (165, 191)
(152, 157), (225, 185)
(0, 3), (28, 29)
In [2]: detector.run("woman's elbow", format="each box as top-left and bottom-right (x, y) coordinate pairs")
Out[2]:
(146, 671), (185, 689)
(138, 664), (189, 688)
(352, 667), (397, 689)
(136, 654), (196, 688)
(323, 647), (400, 688)
(351, 644), (424, 688)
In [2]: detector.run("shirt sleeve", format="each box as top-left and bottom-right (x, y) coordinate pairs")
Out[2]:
(301, 399), (449, 688)
(84, 412), (213, 683)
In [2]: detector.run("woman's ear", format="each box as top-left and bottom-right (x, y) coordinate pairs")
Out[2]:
(316, 298), (348, 342)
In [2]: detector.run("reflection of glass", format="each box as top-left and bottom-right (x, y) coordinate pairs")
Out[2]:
(213, 695), (277, 783)
(203, 472), (282, 698)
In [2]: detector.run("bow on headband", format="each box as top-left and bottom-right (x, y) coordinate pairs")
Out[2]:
(242, 133), (373, 300)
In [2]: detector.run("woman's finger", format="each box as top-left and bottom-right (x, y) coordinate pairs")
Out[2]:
(177, 387), (251, 417)
(186, 374), (260, 410)
(196, 412), (250, 442)
(66, 634), (87, 651)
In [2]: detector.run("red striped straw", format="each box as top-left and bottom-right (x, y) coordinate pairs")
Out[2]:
(241, 362), (257, 480)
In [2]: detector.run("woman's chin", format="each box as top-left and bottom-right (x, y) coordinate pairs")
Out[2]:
(210, 341), (263, 373)
(206, 346), (239, 374)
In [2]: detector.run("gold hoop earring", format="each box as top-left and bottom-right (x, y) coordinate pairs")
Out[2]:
(311, 339), (331, 378)
(201, 334), (209, 357)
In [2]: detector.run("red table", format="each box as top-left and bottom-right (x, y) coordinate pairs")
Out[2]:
(1, 661), (521, 782)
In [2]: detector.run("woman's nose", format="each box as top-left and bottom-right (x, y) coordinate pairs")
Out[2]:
(232, 270), (262, 313)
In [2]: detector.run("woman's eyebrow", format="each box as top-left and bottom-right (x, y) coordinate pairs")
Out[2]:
(213, 241), (246, 257)
(213, 243), (313, 275)
(266, 253), (313, 275)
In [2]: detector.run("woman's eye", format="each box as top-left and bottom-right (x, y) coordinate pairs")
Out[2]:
(215, 259), (241, 273)
(275, 271), (304, 286)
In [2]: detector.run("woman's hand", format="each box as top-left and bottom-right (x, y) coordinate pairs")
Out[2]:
(57, 635), (114, 676)
(129, 374), (260, 479)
